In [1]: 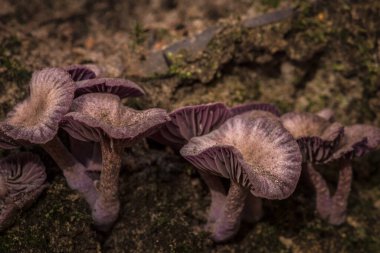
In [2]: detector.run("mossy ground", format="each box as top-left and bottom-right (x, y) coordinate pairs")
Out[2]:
(0, 0), (379, 252)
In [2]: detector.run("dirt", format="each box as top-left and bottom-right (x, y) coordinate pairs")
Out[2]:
(0, 0), (379, 252)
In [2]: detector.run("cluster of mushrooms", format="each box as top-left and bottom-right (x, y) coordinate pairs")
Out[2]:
(0, 65), (379, 242)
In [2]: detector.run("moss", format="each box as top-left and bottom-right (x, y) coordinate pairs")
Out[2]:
(0, 177), (98, 253)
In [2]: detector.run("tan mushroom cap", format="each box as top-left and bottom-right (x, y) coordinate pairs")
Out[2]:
(181, 116), (302, 199)
(282, 112), (341, 140)
(1, 68), (75, 144)
(281, 112), (343, 163)
(61, 93), (169, 144)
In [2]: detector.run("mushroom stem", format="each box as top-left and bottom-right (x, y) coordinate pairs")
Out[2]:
(92, 137), (122, 230)
(306, 162), (331, 220)
(212, 182), (248, 242)
(199, 172), (227, 229)
(242, 194), (263, 223)
(329, 161), (352, 225)
(41, 136), (98, 205)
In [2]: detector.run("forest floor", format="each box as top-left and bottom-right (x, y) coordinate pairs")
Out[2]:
(0, 0), (379, 252)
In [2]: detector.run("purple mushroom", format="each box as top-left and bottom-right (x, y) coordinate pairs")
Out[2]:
(0, 152), (47, 231)
(180, 115), (302, 242)
(61, 93), (169, 230)
(0, 68), (95, 202)
(316, 124), (380, 224)
(151, 102), (280, 231)
(0, 66), (164, 230)
(281, 111), (380, 225)
(65, 64), (146, 173)
(0, 67), (102, 228)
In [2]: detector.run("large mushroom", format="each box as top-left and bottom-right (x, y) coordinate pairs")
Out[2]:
(0, 152), (47, 231)
(180, 115), (302, 242)
(61, 93), (169, 229)
(151, 102), (280, 227)
(281, 111), (380, 225)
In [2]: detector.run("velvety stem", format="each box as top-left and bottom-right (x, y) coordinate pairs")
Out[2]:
(92, 137), (122, 230)
(306, 162), (331, 220)
(212, 182), (248, 242)
(199, 172), (227, 230)
(41, 136), (98, 206)
(242, 193), (263, 223)
(329, 161), (352, 225)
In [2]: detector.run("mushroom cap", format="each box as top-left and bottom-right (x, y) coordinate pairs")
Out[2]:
(74, 78), (145, 98)
(64, 64), (101, 81)
(1, 68), (75, 144)
(328, 124), (380, 161)
(281, 112), (343, 163)
(152, 102), (280, 148)
(61, 93), (169, 145)
(0, 152), (46, 199)
(154, 103), (231, 147)
(229, 102), (280, 117)
(180, 116), (302, 199)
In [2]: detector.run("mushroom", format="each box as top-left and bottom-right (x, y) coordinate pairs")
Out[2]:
(0, 67), (97, 214)
(66, 64), (146, 172)
(151, 102), (280, 228)
(312, 124), (380, 225)
(281, 111), (380, 225)
(61, 93), (169, 230)
(0, 67), (96, 191)
(0, 152), (47, 231)
(180, 116), (302, 242)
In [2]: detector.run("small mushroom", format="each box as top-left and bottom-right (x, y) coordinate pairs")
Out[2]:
(61, 93), (169, 230)
(320, 124), (380, 225)
(180, 116), (302, 242)
(281, 111), (380, 225)
(0, 152), (47, 231)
